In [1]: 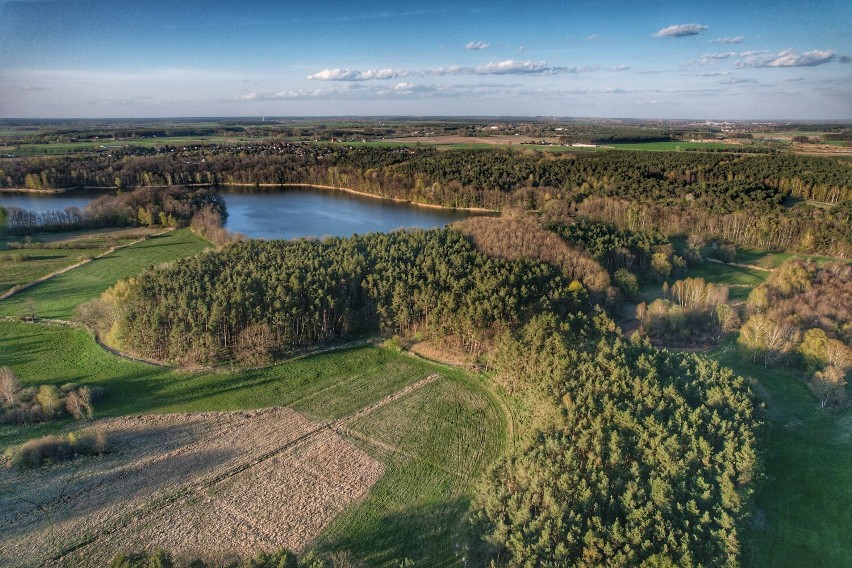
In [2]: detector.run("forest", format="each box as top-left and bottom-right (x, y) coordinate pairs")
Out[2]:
(100, 229), (593, 365)
(2, 144), (849, 255)
(480, 314), (761, 567)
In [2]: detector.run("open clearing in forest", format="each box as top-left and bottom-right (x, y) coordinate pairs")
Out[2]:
(0, 408), (385, 567)
(0, 228), (210, 319)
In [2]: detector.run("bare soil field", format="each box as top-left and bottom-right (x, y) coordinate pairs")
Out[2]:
(0, 408), (385, 567)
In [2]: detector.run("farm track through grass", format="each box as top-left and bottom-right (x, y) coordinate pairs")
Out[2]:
(0, 228), (210, 320)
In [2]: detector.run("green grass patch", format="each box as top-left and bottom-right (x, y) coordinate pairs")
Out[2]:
(319, 373), (506, 566)
(709, 341), (852, 568)
(735, 248), (850, 270)
(0, 229), (210, 319)
(0, 321), (438, 446)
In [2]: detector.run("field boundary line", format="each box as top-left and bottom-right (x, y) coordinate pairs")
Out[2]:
(331, 373), (440, 429)
(49, 375), (440, 564)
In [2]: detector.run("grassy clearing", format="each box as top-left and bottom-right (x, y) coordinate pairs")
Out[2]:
(735, 247), (850, 270)
(709, 341), (852, 568)
(0, 228), (210, 319)
(0, 227), (161, 294)
(319, 373), (506, 566)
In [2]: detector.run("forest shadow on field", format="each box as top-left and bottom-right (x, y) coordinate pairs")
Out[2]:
(318, 497), (480, 567)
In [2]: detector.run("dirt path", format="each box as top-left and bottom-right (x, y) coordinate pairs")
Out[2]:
(705, 257), (772, 272)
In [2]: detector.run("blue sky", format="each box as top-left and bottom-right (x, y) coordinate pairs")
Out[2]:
(0, 0), (850, 119)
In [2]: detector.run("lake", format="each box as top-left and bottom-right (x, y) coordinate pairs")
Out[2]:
(0, 186), (478, 239)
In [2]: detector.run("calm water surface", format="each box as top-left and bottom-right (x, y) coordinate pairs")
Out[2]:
(0, 186), (477, 239)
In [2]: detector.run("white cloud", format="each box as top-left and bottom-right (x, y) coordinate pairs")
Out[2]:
(465, 41), (490, 50)
(307, 68), (409, 81)
(710, 36), (744, 44)
(308, 60), (584, 80)
(586, 34), (603, 41)
(699, 51), (737, 64)
(653, 24), (709, 38)
(241, 82), (520, 101)
(736, 49), (837, 68)
(611, 65), (630, 72)
(427, 60), (593, 75)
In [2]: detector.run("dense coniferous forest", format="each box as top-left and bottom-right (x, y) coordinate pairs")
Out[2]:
(2, 144), (849, 254)
(547, 219), (677, 283)
(108, 229), (591, 365)
(480, 314), (762, 567)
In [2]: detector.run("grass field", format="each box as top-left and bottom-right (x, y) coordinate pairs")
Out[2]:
(710, 341), (852, 568)
(0, 227), (162, 294)
(319, 372), (506, 566)
(0, 320), (507, 566)
(736, 247), (850, 270)
(3, 136), (268, 156)
(0, 228), (210, 319)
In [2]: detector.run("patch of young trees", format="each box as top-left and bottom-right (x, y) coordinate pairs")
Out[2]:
(477, 314), (762, 567)
(0, 367), (103, 424)
(636, 277), (739, 347)
(452, 215), (614, 303)
(10, 430), (107, 468)
(106, 228), (592, 365)
(738, 260), (851, 406)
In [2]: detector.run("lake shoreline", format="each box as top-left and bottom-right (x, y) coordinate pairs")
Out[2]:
(0, 183), (500, 214)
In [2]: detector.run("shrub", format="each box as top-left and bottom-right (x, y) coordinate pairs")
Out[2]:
(10, 431), (106, 468)
(614, 268), (639, 296)
(35, 385), (62, 417)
